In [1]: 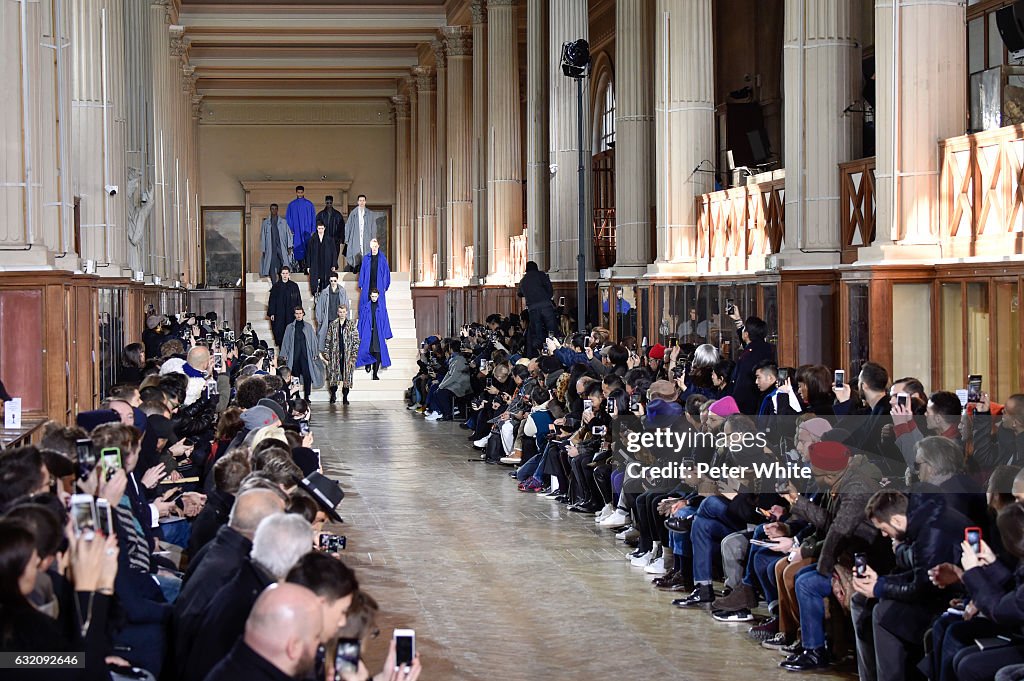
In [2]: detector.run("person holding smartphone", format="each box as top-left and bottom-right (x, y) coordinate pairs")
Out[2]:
(516, 261), (558, 359)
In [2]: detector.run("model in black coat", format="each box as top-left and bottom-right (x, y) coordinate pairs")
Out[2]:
(267, 275), (302, 347)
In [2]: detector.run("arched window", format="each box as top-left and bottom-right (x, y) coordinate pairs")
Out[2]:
(596, 81), (616, 153)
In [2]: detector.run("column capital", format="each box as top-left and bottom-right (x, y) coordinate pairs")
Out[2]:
(471, 0), (486, 24)
(443, 26), (473, 56)
(430, 38), (446, 68)
(182, 64), (198, 93)
(152, 0), (174, 25)
(412, 65), (435, 92)
(191, 94), (204, 119)
(169, 25), (189, 58)
(390, 95), (411, 118)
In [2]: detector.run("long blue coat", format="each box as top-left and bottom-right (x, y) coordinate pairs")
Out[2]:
(356, 300), (392, 368)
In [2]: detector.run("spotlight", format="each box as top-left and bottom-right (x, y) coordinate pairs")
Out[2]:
(560, 39), (591, 79)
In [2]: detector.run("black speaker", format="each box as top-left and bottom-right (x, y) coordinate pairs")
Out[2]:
(996, 2), (1024, 53)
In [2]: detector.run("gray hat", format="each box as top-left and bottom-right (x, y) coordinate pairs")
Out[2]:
(241, 406), (279, 431)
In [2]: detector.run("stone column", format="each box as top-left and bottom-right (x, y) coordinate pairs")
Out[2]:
(614, 0), (654, 274)
(123, 0), (155, 275)
(525, 0), (549, 270)
(413, 65), (437, 283)
(406, 76), (418, 278)
(778, 0), (859, 267)
(471, 0), (488, 280)
(0, 0), (70, 265)
(148, 0), (173, 279)
(548, 0), (591, 280)
(432, 38), (448, 283)
(391, 95), (412, 273)
(486, 0), (523, 283)
(444, 26), (473, 282)
(650, 0), (714, 272)
(864, 0), (964, 261)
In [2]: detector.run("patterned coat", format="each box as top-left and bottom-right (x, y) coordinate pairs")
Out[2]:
(323, 317), (360, 387)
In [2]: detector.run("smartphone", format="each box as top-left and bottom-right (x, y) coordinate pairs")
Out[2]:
(335, 638), (361, 675)
(583, 399), (593, 411)
(267, 347), (275, 361)
(393, 629), (415, 670)
(854, 552), (868, 578)
(592, 425), (607, 436)
(214, 354), (224, 371)
(777, 368), (789, 387)
(183, 437), (197, 448)
(318, 533), (347, 552)
(100, 447), (122, 482)
(312, 448), (322, 470)
(834, 369), (845, 389)
(641, 337), (648, 348)
(897, 391), (909, 409)
(967, 375), (983, 403)
(606, 400), (616, 415)
(486, 377), (493, 388)
(558, 296), (566, 307)
(299, 421), (310, 435)
(667, 336), (678, 348)
(70, 494), (97, 539)
(726, 298), (735, 315)
(965, 527), (982, 554)
(76, 438), (97, 481)
(629, 392), (641, 413)
(291, 376), (301, 388)
(96, 498), (113, 537)
(479, 359), (489, 373)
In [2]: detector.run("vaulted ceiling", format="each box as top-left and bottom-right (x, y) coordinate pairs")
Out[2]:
(179, 1), (458, 100)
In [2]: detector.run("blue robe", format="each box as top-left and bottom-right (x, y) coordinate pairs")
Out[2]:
(285, 197), (316, 261)
(356, 252), (393, 367)
(358, 251), (391, 305)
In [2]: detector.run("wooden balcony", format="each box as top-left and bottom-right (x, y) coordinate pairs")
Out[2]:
(695, 172), (784, 273)
(940, 124), (1024, 258)
(840, 156), (876, 263)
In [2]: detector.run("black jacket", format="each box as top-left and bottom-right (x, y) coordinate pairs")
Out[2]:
(971, 413), (1024, 472)
(874, 489), (969, 603)
(182, 559), (275, 681)
(730, 338), (775, 415)
(516, 269), (554, 309)
(188, 489), (234, 557)
(962, 559), (1024, 631)
(835, 394), (902, 475)
(205, 639), (295, 681)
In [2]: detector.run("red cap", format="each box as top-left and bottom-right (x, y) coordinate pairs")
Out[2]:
(648, 343), (666, 361)
(808, 441), (851, 472)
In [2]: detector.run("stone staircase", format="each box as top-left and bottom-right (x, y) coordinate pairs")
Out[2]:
(244, 271), (418, 402)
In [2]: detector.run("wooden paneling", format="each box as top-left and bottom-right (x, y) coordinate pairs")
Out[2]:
(0, 290), (45, 412)
(840, 156), (876, 263)
(411, 288), (446, 338)
(190, 288), (244, 331)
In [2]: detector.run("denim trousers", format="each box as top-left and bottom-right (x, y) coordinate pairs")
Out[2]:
(691, 495), (743, 583)
(795, 565), (833, 649)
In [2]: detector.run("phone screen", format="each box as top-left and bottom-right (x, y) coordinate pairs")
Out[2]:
(71, 498), (96, 537)
(335, 639), (360, 675)
(101, 448), (122, 481)
(854, 553), (867, 577)
(96, 500), (113, 536)
(77, 439), (97, 480)
(834, 370), (845, 389)
(967, 375), (983, 403)
(966, 528), (982, 553)
(394, 631), (415, 668)
(583, 399), (592, 411)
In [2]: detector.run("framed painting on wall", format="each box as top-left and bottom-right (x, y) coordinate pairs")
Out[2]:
(202, 207), (245, 286)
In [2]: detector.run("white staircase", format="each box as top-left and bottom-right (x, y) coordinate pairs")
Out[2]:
(244, 272), (418, 402)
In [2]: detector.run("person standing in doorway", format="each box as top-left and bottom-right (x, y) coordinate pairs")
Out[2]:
(281, 306), (324, 401)
(356, 290), (391, 381)
(517, 261), (558, 358)
(267, 266), (302, 348)
(305, 220), (337, 296)
(259, 203), (292, 282)
(320, 304), (359, 404)
(286, 185), (316, 272)
(344, 194), (380, 274)
(316, 195), (344, 266)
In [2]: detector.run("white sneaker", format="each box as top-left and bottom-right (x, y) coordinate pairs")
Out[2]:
(473, 435), (490, 447)
(630, 549), (655, 567)
(644, 557), (667, 575)
(594, 504), (615, 523)
(615, 526), (640, 541)
(599, 509), (631, 528)
(424, 412), (442, 421)
(498, 456), (521, 465)
(406, 403), (420, 410)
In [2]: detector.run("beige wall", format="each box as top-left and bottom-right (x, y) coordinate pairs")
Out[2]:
(199, 107), (396, 208)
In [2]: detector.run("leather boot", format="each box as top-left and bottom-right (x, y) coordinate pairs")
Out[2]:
(342, 387), (350, 405)
(328, 386), (337, 404)
(372, 361), (380, 380)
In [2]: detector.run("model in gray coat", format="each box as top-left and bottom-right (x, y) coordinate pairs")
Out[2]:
(314, 277), (351, 352)
(259, 204), (292, 281)
(343, 195), (384, 271)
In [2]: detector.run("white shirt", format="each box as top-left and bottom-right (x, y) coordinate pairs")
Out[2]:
(358, 209), (365, 249)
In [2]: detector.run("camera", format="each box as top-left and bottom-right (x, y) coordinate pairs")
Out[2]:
(318, 533), (347, 552)
(104, 184), (119, 196)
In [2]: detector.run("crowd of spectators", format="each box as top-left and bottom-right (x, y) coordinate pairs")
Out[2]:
(0, 309), (421, 680)
(408, 304), (1024, 679)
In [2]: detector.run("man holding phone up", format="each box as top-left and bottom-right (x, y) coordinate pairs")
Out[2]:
(516, 261), (558, 359)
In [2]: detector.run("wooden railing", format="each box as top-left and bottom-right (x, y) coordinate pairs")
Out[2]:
(839, 156), (876, 262)
(695, 174), (784, 273)
(940, 124), (1024, 258)
(593, 207), (616, 270)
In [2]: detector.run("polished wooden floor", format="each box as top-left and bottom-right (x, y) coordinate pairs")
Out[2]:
(316, 404), (852, 681)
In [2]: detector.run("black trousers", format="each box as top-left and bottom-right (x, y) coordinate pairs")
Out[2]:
(635, 492), (670, 552)
(594, 464), (614, 506)
(526, 303), (559, 358)
(293, 355), (312, 399)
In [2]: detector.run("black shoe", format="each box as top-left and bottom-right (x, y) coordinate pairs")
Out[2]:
(328, 387), (337, 404)
(672, 584), (715, 608)
(624, 537), (640, 548)
(664, 515), (694, 533)
(342, 388), (350, 405)
(365, 365), (372, 373)
(779, 647), (830, 671)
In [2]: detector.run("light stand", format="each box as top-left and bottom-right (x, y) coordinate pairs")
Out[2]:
(560, 39), (591, 333)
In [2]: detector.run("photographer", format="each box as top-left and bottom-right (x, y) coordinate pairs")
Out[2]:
(425, 340), (472, 422)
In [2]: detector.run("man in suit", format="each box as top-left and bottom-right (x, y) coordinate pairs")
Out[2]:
(304, 221), (337, 296)
(343, 194), (381, 274)
(259, 204), (291, 282)
(316, 195), (345, 265)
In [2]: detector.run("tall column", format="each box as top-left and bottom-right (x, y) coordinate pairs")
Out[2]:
(525, 0), (549, 270)
(444, 26), (473, 283)
(406, 77), (418, 278)
(865, 0), (964, 261)
(148, 0), (172, 279)
(650, 0), (714, 272)
(470, 0), (488, 280)
(614, 0), (654, 274)
(548, 0), (591, 280)
(432, 38), (448, 283)
(391, 95), (412, 273)
(124, 0), (155, 275)
(413, 65), (437, 284)
(1, 0), (70, 265)
(779, 0), (859, 266)
(486, 0), (523, 283)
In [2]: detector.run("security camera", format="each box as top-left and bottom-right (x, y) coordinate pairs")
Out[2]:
(549, 163), (558, 175)
(104, 184), (119, 196)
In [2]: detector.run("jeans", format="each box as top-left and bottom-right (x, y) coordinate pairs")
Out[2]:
(748, 532), (782, 603)
(517, 453), (542, 482)
(154, 573), (181, 604)
(160, 518), (191, 549)
(428, 387), (454, 418)
(691, 495), (742, 584)
(669, 506), (698, 555)
(795, 565), (833, 650)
